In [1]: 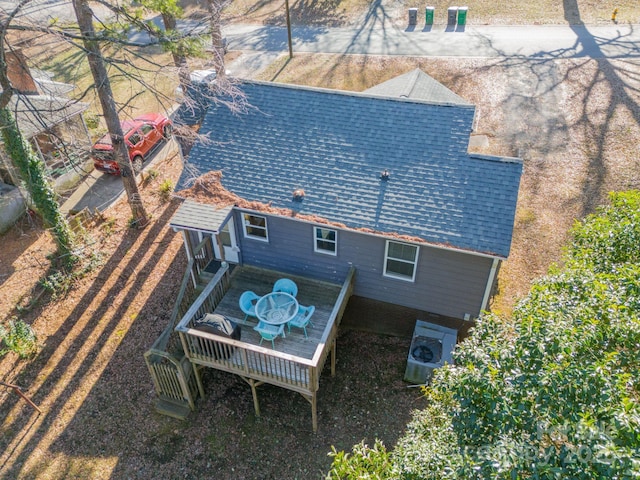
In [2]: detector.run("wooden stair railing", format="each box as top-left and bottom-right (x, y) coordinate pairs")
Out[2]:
(144, 256), (216, 419)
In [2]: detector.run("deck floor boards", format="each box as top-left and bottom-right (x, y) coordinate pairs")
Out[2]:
(212, 266), (342, 360)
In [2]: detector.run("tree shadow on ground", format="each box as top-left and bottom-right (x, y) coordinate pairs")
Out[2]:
(458, 3), (640, 311)
(225, 0), (347, 27)
(0, 215), (47, 292)
(472, 13), (640, 219)
(0, 201), (182, 477)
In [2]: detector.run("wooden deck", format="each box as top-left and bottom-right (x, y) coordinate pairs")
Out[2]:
(175, 263), (355, 431)
(213, 266), (342, 360)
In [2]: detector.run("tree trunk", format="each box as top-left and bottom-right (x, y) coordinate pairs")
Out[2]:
(0, 108), (76, 262)
(161, 12), (190, 93)
(207, 0), (225, 76)
(72, 0), (149, 227)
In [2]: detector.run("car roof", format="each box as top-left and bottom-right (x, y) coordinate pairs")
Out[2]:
(190, 70), (217, 84)
(92, 113), (166, 146)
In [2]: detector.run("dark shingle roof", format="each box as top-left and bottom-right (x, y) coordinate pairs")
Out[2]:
(179, 78), (522, 258)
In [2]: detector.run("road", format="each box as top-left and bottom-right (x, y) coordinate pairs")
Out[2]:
(223, 23), (640, 59)
(3, 1), (639, 59)
(0, 0), (112, 25)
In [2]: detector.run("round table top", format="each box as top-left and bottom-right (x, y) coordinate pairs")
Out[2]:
(255, 292), (299, 325)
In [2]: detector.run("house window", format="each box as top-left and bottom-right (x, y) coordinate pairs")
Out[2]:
(384, 240), (419, 281)
(243, 213), (268, 241)
(314, 227), (337, 255)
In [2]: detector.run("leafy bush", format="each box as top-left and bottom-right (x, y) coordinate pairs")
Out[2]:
(328, 440), (394, 479)
(84, 114), (100, 130)
(40, 270), (74, 299)
(0, 319), (38, 358)
(328, 191), (640, 479)
(158, 179), (174, 203)
(40, 251), (104, 300)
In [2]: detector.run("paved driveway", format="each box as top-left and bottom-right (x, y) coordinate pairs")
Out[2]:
(61, 138), (181, 215)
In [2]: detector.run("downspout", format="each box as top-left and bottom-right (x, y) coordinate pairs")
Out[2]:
(480, 258), (500, 313)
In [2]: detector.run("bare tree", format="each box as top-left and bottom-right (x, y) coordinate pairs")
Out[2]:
(72, 0), (149, 227)
(207, 0), (227, 76)
(138, 0), (190, 93)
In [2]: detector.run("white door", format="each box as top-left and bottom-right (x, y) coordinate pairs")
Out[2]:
(213, 218), (239, 263)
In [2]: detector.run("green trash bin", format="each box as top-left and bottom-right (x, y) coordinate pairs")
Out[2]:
(425, 6), (434, 25)
(457, 6), (468, 25)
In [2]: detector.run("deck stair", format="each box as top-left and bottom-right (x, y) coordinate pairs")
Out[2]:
(145, 237), (219, 419)
(154, 398), (193, 420)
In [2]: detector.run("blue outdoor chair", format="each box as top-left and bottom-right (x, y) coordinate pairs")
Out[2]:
(287, 305), (315, 338)
(239, 290), (261, 322)
(272, 278), (298, 297)
(254, 321), (285, 349)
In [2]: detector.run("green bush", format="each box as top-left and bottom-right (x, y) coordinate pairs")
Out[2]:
(40, 251), (104, 300)
(328, 440), (394, 480)
(328, 191), (640, 479)
(0, 319), (38, 358)
(158, 179), (174, 202)
(40, 270), (74, 299)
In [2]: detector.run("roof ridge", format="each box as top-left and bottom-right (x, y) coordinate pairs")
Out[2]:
(399, 69), (421, 98)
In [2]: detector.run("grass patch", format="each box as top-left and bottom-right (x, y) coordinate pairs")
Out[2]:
(222, 0), (640, 26)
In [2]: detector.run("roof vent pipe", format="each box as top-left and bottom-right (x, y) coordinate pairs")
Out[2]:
(380, 169), (391, 181)
(293, 188), (305, 201)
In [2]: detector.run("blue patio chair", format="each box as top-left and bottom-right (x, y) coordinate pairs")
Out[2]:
(287, 305), (315, 338)
(239, 290), (261, 322)
(272, 278), (298, 297)
(253, 321), (285, 349)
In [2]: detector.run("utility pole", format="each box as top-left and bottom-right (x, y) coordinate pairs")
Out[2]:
(285, 0), (293, 58)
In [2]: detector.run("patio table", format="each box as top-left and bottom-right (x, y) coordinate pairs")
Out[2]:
(255, 292), (299, 333)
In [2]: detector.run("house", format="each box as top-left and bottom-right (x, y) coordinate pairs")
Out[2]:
(0, 50), (92, 191)
(169, 69), (522, 328)
(151, 69), (522, 427)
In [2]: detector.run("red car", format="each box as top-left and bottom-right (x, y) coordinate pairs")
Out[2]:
(91, 113), (172, 175)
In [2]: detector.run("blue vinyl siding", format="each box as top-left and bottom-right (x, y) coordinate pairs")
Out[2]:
(234, 211), (494, 319)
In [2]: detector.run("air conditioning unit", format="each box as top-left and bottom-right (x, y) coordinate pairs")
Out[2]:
(404, 320), (457, 385)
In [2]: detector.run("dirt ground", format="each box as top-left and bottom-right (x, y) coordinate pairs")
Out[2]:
(219, 0), (640, 27)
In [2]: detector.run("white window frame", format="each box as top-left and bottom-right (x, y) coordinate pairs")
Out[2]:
(313, 226), (337, 256)
(383, 240), (419, 282)
(242, 213), (269, 242)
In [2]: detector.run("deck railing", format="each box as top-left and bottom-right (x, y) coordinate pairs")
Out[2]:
(175, 266), (356, 432)
(143, 256), (226, 416)
(192, 236), (214, 279)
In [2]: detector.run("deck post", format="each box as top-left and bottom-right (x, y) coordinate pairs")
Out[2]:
(193, 362), (205, 398)
(249, 380), (261, 416)
(311, 392), (318, 433)
(330, 339), (336, 376)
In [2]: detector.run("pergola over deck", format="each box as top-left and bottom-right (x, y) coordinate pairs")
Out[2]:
(175, 263), (355, 432)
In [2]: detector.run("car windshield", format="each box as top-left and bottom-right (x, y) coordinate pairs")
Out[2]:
(93, 124), (136, 147)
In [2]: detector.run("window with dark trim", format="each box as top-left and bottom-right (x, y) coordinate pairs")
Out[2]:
(383, 240), (418, 281)
(242, 213), (268, 241)
(314, 227), (337, 255)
